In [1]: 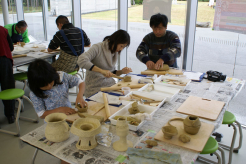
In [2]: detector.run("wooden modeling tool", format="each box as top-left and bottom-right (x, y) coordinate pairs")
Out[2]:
(103, 93), (111, 119)
(12, 54), (27, 58)
(101, 84), (145, 91)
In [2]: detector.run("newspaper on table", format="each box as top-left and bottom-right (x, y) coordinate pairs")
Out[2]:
(20, 76), (245, 164)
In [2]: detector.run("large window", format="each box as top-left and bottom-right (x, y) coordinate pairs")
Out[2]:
(192, 1), (246, 125)
(127, 0), (186, 73)
(81, 0), (118, 46)
(47, 0), (72, 40)
(24, 0), (45, 41)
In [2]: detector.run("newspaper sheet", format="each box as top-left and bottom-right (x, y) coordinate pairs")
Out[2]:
(20, 77), (244, 164)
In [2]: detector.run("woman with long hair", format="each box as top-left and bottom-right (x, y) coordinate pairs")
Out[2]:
(77, 29), (132, 97)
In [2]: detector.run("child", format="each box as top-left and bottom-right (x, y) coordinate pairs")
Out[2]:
(27, 59), (87, 119)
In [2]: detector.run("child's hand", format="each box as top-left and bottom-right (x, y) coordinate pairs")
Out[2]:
(76, 95), (88, 108)
(62, 107), (76, 115)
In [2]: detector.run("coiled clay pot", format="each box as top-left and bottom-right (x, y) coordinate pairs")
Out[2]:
(183, 115), (201, 135)
(45, 113), (70, 142)
(113, 117), (133, 151)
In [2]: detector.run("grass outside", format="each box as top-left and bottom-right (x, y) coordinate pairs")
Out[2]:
(82, 2), (216, 26)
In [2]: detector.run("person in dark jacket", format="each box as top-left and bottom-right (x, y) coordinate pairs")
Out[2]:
(0, 26), (15, 124)
(136, 13), (181, 69)
(48, 15), (91, 73)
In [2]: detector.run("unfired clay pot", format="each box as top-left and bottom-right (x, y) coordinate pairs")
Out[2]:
(113, 117), (133, 152)
(162, 125), (178, 140)
(71, 118), (101, 150)
(45, 113), (70, 142)
(183, 115), (201, 135)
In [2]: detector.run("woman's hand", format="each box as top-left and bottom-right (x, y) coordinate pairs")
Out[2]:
(76, 94), (88, 108)
(121, 67), (132, 74)
(100, 69), (113, 78)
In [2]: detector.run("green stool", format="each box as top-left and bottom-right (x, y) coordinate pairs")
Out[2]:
(14, 72), (28, 90)
(197, 136), (225, 164)
(219, 111), (243, 164)
(0, 89), (39, 137)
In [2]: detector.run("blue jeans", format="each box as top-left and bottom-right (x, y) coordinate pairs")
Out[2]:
(0, 56), (15, 117)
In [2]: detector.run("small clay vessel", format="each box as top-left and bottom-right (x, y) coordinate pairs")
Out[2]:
(71, 118), (101, 150)
(128, 102), (140, 114)
(45, 113), (70, 142)
(124, 76), (132, 82)
(162, 125), (178, 140)
(113, 117), (133, 151)
(76, 104), (88, 113)
(183, 115), (201, 135)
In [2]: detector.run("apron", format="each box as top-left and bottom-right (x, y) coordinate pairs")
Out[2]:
(11, 24), (23, 43)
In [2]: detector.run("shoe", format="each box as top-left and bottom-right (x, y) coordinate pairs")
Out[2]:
(7, 116), (15, 124)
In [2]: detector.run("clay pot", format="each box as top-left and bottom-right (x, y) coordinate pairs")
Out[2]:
(71, 118), (101, 150)
(45, 113), (70, 142)
(183, 115), (201, 135)
(162, 125), (178, 140)
(113, 117), (133, 151)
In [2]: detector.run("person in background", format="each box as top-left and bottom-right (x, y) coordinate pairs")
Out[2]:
(77, 29), (132, 98)
(4, 20), (30, 44)
(48, 15), (91, 73)
(0, 26), (15, 124)
(136, 13), (181, 70)
(27, 59), (87, 120)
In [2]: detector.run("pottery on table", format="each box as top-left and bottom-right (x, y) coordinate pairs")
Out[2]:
(162, 125), (178, 140)
(71, 118), (101, 150)
(44, 113), (70, 142)
(183, 115), (201, 135)
(113, 117), (133, 151)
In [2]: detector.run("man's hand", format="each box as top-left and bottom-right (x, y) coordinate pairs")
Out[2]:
(100, 69), (113, 78)
(155, 59), (164, 70)
(121, 67), (132, 74)
(146, 61), (155, 69)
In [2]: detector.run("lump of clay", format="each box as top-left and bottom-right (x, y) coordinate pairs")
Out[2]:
(157, 64), (169, 71)
(114, 116), (141, 126)
(76, 104), (88, 113)
(145, 140), (158, 146)
(78, 113), (104, 123)
(128, 102), (140, 114)
(179, 134), (191, 143)
(124, 76), (131, 82)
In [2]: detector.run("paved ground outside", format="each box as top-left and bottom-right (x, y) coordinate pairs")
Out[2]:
(0, 12), (246, 125)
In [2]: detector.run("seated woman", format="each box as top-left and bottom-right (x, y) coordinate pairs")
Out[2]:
(27, 59), (87, 119)
(77, 29), (132, 98)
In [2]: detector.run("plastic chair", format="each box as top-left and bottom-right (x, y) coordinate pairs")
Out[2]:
(68, 71), (83, 95)
(197, 136), (225, 164)
(219, 111), (243, 164)
(0, 88), (39, 136)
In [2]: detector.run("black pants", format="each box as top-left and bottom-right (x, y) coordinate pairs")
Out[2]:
(0, 56), (15, 117)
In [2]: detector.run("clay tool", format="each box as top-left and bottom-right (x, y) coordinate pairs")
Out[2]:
(103, 93), (111, 119)
(101, 84), (146, 91)
(112, 74), (132, 82)
(12, 54), (27, 58)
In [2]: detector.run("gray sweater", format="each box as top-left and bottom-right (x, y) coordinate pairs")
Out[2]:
(77, 40), (118, 97)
